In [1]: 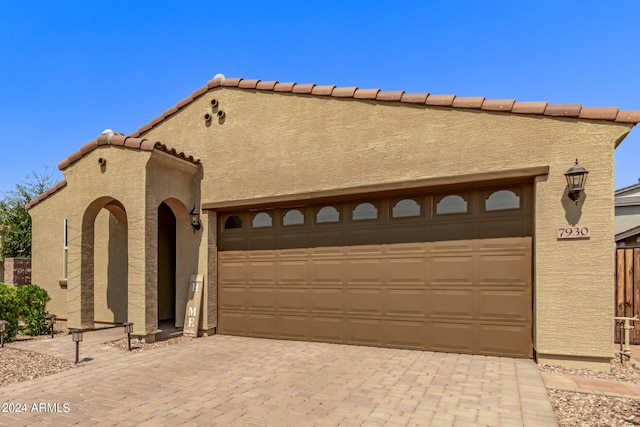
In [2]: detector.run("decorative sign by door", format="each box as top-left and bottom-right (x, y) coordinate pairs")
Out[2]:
(183, 274), (203, 337)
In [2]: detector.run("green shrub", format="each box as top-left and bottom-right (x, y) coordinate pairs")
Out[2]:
(16, 284), (51, 336)
(0, 283), (20, 341)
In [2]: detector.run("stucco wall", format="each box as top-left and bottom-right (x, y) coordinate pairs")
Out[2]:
(30, 185), (68, 319)
(142, 87), (633, 366)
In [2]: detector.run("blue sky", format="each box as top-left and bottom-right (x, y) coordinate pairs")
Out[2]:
(1, 1), (639, 195)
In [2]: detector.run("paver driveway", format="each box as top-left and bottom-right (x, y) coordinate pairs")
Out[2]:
(0, 333), (557, 426)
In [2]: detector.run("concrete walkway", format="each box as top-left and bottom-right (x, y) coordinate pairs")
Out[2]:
(1, 331), (558, 426)
(542, 372), (640, 399)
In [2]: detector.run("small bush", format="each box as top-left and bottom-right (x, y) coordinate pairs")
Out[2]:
(0, 283), (20, 341)
(16, 284), (51, 336)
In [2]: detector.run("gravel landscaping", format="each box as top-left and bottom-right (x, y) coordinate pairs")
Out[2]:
(541, 355), (640, 427)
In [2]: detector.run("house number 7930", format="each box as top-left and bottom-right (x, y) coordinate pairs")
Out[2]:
(557, 226), (590, 239)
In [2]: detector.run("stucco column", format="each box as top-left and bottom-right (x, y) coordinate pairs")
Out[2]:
(127, 209), (158, 342)
(66, 210), (94, 330)
(203, 210), (217, 334)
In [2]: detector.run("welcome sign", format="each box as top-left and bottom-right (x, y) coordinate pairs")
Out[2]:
(183, 274), (204, 337)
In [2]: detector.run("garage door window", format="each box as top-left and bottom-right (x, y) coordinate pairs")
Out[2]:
(283, 209), (304, 226)
(485, 190), (520, 211)
(392, 199), (421, 218)
(317, 206), (340, 224)
(252, 212), (273, 228)
(224, 215), (243, 230)
(436, 194), (468, 215)
(352, 203), (377, 221)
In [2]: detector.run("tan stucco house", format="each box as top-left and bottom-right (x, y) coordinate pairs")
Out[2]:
(27, 75), (640, 369)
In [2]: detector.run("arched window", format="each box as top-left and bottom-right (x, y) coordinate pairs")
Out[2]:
(283, 209), (304, 226)
(485, 190), (520, 211)
(392, 199), (420, 218)
(436, 195), (468, 215)
(352, 203), (378, 221)
(224, 215), (243, 230)
(252, 212), (273, 228)
(316, 206), (340, 223)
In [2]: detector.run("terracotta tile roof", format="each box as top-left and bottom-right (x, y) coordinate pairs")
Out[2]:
(128, 76), (640, 138)
(25, 180), (67, 210)
(57, 132), (201, 171)
(27, 133), (202, 210)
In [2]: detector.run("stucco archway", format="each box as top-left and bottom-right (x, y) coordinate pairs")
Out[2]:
(80, 197), (128, 328)
(157, 198), (194, 328)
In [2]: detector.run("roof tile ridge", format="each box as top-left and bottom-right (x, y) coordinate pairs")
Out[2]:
(129, 76), (640, 139)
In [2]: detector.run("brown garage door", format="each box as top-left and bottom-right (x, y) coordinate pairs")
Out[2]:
(217, 184), (533, 357)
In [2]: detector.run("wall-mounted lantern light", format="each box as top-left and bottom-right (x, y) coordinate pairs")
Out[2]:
(46, 314), (57, 339)
(71, 329), (83, 363)
(190, 206), (201, 232)
(565, 159), (589, 203)
(0, 320), (8, 347)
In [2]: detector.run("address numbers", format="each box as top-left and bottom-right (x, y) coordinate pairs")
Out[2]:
(557, 226), (590, 239)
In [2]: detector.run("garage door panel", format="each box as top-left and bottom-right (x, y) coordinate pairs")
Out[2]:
(310, 317), (344, 343)
(310, 288), (343, 313)
(278, 288), (309, 312)
(479, 289), (531, 321)
(347, 318), (384, 346)
(248, 313), (276, 338)
(430, 289), (475, 319)
(218, 286), (246, 310)
(430, 322), (474, 354)
(382, 224), (427, 244)
(385, 258), (425, 284)
(343, 228), (383, 246)
(218, 312), (246, 335)
(477, 323), (530, 357)
(279, 315), (308, 340)
(247, 261), (277, 284)
(310, 259), (343, 284)
(218, 260), (246, 283)
(310, 230), (343, 247)
(248, 287), (276, 311)
(430, 222), (476, 242)
(385, 320), (426, 349)
(430, 256), (473, 283)
(479, 219), (526, 239)
(345, 259), (383, 285)
(430, 241), (474, 253)
(279, 232), (308, 249)
(478, 254), (530, 283)
(279, 260), (308, 284)
(477, 238), (531, 252)
(387, 289), (425, 316)
(345, 288), (384, 315)
(249, 235), (277, 250)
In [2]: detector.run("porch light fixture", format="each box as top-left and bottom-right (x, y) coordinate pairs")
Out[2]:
(71, 329), (83, 363)
(565, 159), (589, 203)
(190, 206), (201, 232)
(0, 320), (8, 347)
(123, 322), (134, 351)
(46, 314), (57, 339)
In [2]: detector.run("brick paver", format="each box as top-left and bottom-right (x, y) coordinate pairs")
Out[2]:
(0, 334), (558, 426)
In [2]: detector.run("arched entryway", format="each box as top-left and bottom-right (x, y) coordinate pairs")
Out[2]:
(81, 197), (128, 327)
(157, 202), (177, 322)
